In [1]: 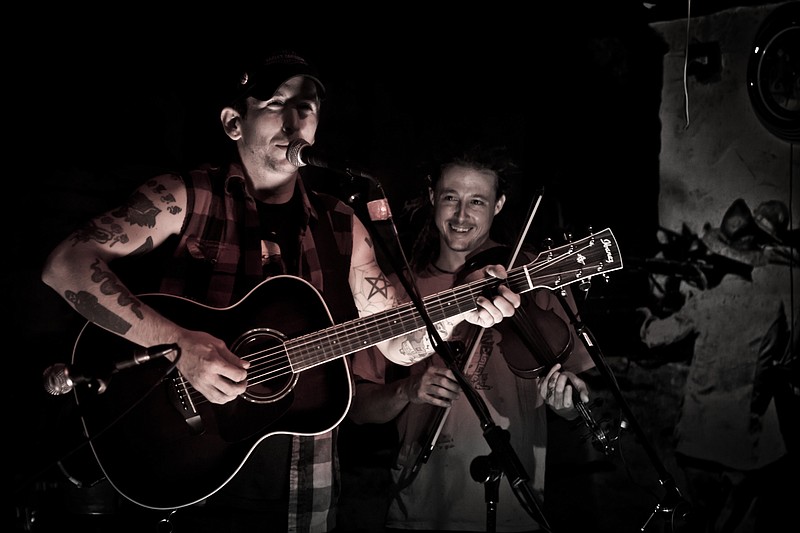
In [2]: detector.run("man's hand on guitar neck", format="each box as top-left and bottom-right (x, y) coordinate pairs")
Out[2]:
(461, 264), (521, 329)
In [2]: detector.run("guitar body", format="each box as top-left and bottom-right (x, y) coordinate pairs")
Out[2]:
(72, 276), (352, 510)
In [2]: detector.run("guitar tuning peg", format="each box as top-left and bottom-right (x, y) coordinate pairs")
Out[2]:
(541, 237), (554, 261)
(585, 226), (597, 247)
(564, 232), (574, 254)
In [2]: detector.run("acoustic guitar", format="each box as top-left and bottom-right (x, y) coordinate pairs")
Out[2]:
(70, 228), (622, 510)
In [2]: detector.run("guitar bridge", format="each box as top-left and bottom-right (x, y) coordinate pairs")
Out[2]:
(168, 375), (204, 435)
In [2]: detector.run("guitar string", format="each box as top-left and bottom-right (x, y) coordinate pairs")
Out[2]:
(181, 233), (618, 405)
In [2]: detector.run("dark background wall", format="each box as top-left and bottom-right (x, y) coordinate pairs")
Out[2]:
(9, 2), (793, 532)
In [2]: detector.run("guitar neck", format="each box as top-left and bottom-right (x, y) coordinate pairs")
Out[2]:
(286, 228), (621, 371)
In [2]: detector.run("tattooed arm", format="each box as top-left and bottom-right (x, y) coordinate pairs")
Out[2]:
(348, 217), (520, 366)
(41, 174), (248, 404)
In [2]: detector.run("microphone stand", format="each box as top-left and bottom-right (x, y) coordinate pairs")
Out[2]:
(554, 286), (689, 531)
(470, 454), (502, 533)
(346, 178), (554, 533)
(16, 346), (182, 500)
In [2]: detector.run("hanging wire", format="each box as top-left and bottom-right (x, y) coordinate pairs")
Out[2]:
(682, 0), (693, 129)
(790, 143), (796, 364)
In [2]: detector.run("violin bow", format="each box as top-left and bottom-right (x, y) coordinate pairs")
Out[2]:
(398, 189), (546, 486)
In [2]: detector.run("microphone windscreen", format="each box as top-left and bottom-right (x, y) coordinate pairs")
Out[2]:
(286, 139), (309, 167)
(43, 364), (71, 395)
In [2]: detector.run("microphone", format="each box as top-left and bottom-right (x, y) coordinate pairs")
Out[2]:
(286, 139), (393, 221)
(42, 343), (180, 396)
(286, 139), (377, 182)
(287, 139), (392, 221)
(42, 363), (108, 396)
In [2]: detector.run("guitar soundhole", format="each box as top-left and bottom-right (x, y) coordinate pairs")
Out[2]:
(231, 328), (298, 405)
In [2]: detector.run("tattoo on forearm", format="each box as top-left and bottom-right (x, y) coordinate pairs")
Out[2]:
(400, 320), (453, 363)
(399, 330), (434, 363)
(89, 259), (143, 319)
(397, 322), (449, 363)
(66, 290), (132, 335)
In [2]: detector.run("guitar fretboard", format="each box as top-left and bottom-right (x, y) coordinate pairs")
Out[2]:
(286, 229), (621, 371)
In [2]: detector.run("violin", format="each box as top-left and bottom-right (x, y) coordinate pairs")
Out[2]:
(460, 245), (573, 378)
(461, 245), (615, 455)
(394, 241), (615, 493)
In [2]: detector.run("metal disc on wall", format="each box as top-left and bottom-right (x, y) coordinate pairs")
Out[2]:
(747, 2), (800, 143)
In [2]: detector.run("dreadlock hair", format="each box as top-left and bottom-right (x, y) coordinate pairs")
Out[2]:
(405, 143), (518, 273)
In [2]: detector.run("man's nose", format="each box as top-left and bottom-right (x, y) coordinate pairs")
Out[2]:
(282, 109), (301, 133)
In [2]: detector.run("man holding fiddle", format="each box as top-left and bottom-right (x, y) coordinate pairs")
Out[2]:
(347, 144), (598, 532)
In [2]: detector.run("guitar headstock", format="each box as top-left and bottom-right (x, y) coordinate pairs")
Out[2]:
(522, 228), (623, 291)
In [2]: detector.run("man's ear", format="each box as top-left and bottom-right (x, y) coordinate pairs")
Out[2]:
(220, 107), (241, 140)
(428, 187), (435, 205)
(495, 194), (506, 215)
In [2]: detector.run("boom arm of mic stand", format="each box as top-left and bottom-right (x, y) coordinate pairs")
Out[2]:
(352, 192), (553, 532)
